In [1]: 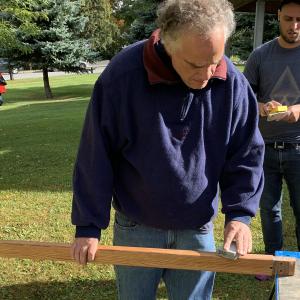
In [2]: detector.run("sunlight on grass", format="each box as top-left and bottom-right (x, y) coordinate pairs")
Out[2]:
(3, 73), (98, 104)
(0, 149), (12, 156)
(0, 97), (87, 112)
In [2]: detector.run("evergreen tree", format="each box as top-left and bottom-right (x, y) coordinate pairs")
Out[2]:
(231, 12), (278, 61)
(81, 0), (119, 59)
(114, 0), (161, 47)
(263, 14), (279, 43)
(230, 12), (255, 61)
(1, 0), (94, 98)
(0, 0), (43, 79)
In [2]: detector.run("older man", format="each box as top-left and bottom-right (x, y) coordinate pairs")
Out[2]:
(71, 0), (264, 298)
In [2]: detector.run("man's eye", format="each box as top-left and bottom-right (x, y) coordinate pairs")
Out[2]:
(189, 64), (202, 69)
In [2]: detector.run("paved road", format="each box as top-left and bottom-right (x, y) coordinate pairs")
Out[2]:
(2, 61), (109, 81)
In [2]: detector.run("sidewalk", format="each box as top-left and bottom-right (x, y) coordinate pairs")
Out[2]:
(2, 61), (109, 81)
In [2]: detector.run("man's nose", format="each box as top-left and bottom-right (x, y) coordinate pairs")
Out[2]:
(195, 67), (214, 81)
(291, 21), (300, 30)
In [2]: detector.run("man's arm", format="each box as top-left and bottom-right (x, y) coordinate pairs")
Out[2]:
(219, 80), (264, 256)
(71, 78), (118, 264)
(223, 48), (263, 256)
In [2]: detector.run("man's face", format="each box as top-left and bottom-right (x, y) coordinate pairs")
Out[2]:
(165, 28), (225, 89)
(278, 3), (300, 46)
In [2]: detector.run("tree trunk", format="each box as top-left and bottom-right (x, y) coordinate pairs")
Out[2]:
(42, 68), (53, 99)
(9, 71), (14, 81)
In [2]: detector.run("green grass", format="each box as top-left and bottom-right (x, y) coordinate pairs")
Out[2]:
(0, 74), (298, 299)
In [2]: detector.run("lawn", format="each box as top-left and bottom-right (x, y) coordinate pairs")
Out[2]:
(0, 73), (298, 299)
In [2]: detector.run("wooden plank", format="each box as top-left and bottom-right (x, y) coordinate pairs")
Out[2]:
(278, 259), (300, 299)
(276, 252), (300, 299)
(0, 240), (296, 276)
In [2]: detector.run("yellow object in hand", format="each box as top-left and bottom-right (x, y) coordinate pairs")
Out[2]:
(270, 106), (288, 114)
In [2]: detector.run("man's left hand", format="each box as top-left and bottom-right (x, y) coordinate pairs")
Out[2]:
(281, 104), (300, 123)
(223, 221), (252, 256)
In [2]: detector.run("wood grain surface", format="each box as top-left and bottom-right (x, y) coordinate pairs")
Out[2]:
(0, 240), (296, 276)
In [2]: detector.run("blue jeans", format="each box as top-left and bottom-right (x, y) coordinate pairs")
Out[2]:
(113, 211), (215, 300)
(260, 145), (300, 254)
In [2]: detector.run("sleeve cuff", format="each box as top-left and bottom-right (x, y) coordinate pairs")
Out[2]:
(75, 226), (101, 239)
(225, 213), (252, 226)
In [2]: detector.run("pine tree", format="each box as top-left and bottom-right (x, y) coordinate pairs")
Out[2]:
(0, 0), (43, 79)
(114, 0), (161, 47)
(81, 0), (119, 59)
(1, 0), (95, 98)
(231, 12), (278, 61)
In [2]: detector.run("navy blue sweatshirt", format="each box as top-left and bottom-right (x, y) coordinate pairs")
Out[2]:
(72, 31), (264, 239)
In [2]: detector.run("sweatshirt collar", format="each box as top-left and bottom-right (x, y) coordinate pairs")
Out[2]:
(143, 29), (227, 85)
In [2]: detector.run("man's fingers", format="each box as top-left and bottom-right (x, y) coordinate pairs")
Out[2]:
(259, 103), (268, 116)
(71, 238), (99, 265)
(71, 243), (80, 262)
(236, 234), (250, 256)
(235, 236), (244, 256)
(79, 245), (88, 265)
(74, 244), (81, 263)
(286, 111), (299, 123)
(70, 243), (75, 260)
(265, 100), (282, 114)
(87, 242), (98, 262)
(224, 221), (252, 256)
(87, 251), (95, 263)
(269, 100), (282, 106)
(248, 234), (252, 253)
(223, 231), (235, 251)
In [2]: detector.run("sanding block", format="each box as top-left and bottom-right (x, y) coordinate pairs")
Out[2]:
(217, 242), (239, 260)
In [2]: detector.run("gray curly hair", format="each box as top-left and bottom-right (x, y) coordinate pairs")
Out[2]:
(157, 0), (235, 45)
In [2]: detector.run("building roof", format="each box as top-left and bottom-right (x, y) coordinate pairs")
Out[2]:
(231, 0), (281, 14)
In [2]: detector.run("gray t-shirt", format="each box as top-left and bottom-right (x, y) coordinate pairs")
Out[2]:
(244, 38), (300, 143)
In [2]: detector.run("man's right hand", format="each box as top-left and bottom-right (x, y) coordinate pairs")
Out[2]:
(258, 100), (282, 117)
(71, 237), (99, 265)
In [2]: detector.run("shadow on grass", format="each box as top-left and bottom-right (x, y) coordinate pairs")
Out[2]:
(0, 279), (117, 300)
(214, 273), (273, 300)
(0, 279), (168, 300)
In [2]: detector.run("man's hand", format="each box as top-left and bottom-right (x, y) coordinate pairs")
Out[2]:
(281, 104), (300, 123)
(71, 237), (99, 265)
(223, 221), (252, 256)
(258, 100), (281, 117)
